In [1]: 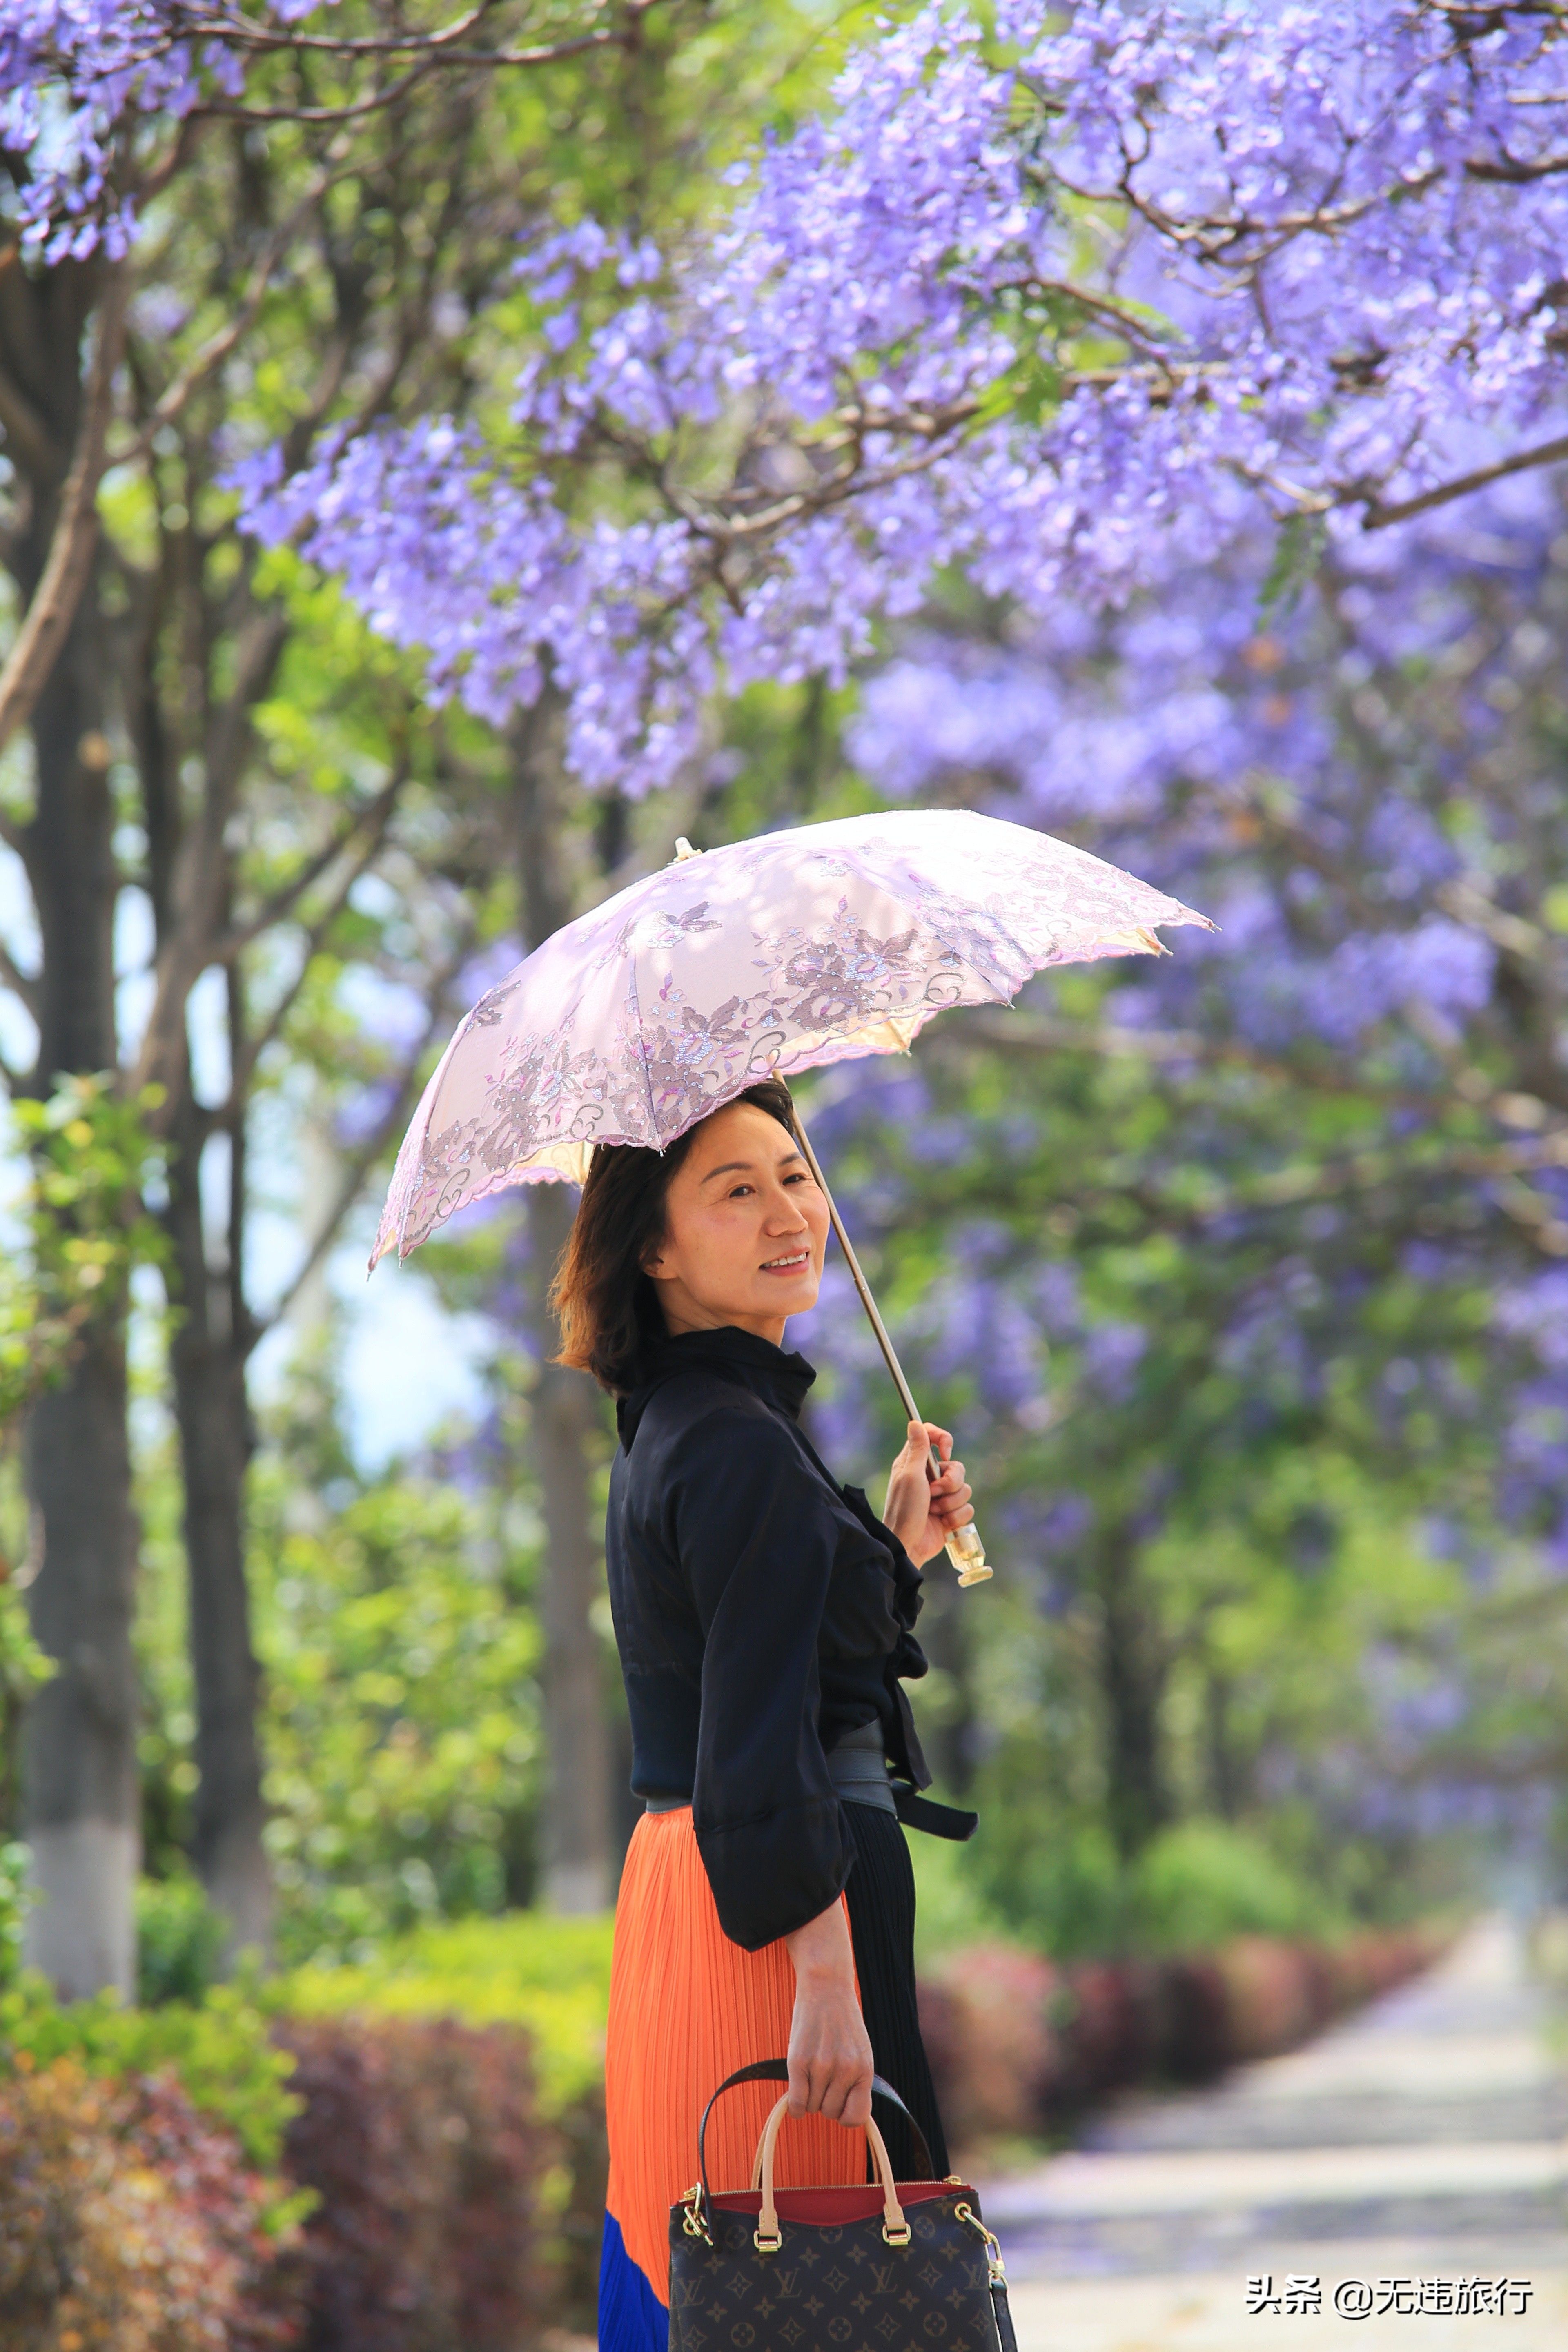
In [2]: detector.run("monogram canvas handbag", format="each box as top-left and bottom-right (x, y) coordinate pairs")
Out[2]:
(668, 2060), (1018, 2352)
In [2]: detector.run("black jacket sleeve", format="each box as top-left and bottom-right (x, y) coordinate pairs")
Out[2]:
(667, 1402), (855, 1950)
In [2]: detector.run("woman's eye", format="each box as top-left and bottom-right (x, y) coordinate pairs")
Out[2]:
(728, 1183), (755, 1199)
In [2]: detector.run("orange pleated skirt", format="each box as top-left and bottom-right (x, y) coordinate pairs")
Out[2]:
(600, 1805), (865, 2345)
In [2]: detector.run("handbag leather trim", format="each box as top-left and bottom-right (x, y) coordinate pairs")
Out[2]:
(754, 2094), (908, 2246)
(712, 2179), (972, 2225)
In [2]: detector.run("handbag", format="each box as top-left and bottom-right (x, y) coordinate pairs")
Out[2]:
(668, 2059), (1017, 2352)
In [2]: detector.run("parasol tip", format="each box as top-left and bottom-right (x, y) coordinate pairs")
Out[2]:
(673, 836), (702, 862)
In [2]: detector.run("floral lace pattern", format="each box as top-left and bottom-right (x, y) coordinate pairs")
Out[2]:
(372, 810), (1210, 1263)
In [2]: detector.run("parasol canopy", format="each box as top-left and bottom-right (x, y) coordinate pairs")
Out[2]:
(372, 808), (1212, 1583)
(373, 808), (1211, 1268)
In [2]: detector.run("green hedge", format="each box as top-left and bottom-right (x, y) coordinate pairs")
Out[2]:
(274, 1909), (614, 2113)
(0, 1922), (601, 2350)
(0, 1901), (1451, 2345)
(0, 1972), (301, 2176)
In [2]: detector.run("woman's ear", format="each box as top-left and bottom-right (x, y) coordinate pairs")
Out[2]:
(640, 1196), (674, 1281)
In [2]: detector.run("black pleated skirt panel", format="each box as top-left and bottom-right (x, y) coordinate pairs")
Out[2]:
(841, 1803), (951, 2182)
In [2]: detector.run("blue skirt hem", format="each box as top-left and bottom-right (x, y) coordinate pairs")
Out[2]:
(599, 2208), (668, 2352)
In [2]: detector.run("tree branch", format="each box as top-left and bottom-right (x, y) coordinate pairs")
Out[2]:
(226, 811), (406, 1101)
(122, 163), (338, 467)
(952, 1007), (1444, 1108)
(1361, 431), (1568, 532)
(126, 606), (291, 1106)
(0, 939), (39, 1021)
(212, 768), (407, 964)
(0, 352), (56, 483)
(196, 7), (659, 129)
(214, 7), (659, 69)
(198, 1), (498, 59)
(0, 267), (129, 760)
(250, 926), (476, 1348)
(1136, 1125), (1568, 1229)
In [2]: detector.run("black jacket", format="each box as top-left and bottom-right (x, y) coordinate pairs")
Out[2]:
(606, 1325), (932, 1950)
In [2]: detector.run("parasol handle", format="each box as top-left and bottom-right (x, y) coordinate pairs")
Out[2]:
(793, 1116), (992, 1588)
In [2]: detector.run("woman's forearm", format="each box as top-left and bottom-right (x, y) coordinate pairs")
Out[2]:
(784, 1897), (857, 1984)
(783, 1897), (873, 2123)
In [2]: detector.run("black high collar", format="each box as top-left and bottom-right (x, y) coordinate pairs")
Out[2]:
(617, 1324), (816, 1447)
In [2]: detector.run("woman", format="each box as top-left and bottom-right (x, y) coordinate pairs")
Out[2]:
(551, 1075), (976, 2352)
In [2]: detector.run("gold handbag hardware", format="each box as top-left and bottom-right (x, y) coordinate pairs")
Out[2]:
(679, 2182), (713, 2245)
(956, 2200), (1007, 2284)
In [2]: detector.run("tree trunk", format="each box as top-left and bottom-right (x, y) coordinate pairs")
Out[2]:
(20, 605), (140, 1999)
(1096, 1528), (1170, 1861)
(527, 1182), (614, 1911)
(165, 1084), (272, 1959)
(512, 700), (614, 1912)
(24, 1332), (138, 1998)
(131, 474), (281, 1961)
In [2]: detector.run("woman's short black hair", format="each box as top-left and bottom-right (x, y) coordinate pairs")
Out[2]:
(550, 1075), (799, 1393)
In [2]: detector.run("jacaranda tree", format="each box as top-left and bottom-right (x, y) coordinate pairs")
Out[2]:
(251, 0), (1568, 1900)
(0, 0), (655, 1996)
(805, 472), (1568, 1900)
(248, 0), (1568, 784)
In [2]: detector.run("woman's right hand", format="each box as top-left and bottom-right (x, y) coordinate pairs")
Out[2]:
(883, 1421), (973, 1566)
(782, 1899), (873, 2127)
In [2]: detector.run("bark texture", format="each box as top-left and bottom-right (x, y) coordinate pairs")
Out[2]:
(526, 1183), (614, 1911)
(165, 1091), (271, 1958)
(9, 254), (143, 1994)
(23, 1329), (140, 1997)
(136, 532), (278, 1958)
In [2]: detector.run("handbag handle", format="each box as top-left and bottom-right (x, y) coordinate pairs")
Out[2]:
(753, 2092), (909, 2251)
(745, 2076), (929, 2187)
(695, 2059), (933, 2213)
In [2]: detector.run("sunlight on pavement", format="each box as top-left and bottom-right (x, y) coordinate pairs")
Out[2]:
(986, 1919), (1568, 2352)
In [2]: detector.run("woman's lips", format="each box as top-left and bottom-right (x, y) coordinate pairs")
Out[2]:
(761, 1250), (810, 1272)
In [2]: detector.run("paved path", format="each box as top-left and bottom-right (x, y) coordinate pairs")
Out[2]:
(981, 1918), (1568, 2352)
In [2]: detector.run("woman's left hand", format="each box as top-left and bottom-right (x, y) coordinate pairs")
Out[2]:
(883, 1421), (973, 1566)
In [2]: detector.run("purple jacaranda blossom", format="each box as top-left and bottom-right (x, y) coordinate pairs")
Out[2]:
(1029, 1264), (1082, 1341)
(1494, 1271), (1568, 1375)
(0, 1), (341, 258)
(1082, 1321), (1147, 1404)
(1307, 921), (1495, 1048)
(242, 2), (1568, 791)
(846, 491), (1542, 1067)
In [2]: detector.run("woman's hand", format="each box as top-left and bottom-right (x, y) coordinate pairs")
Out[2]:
(883, 1421), (973, 1566)
(783, 1900), (873, 2127)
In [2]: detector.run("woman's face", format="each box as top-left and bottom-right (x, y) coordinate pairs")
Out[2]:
(644, 1101), (829, 1345)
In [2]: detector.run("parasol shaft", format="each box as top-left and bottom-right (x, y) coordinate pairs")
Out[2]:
(793, 1115), (992, 1588)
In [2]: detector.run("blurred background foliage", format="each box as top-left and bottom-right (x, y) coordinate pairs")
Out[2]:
(0, 0), (1565, 2065)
